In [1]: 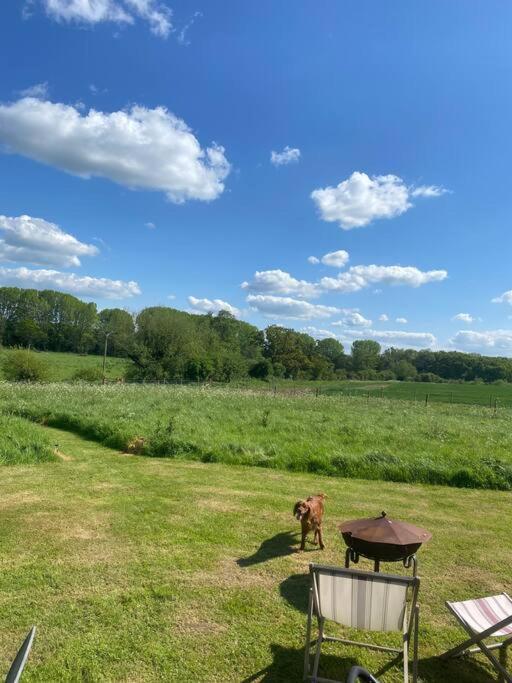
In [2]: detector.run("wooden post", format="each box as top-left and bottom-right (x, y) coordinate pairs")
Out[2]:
(494, 398), (498, 416)
(425, 393), (429, 406)
(450, 391), (453, 404)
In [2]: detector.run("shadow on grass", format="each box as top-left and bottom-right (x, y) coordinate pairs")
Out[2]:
(237, 531), (299, 567)
(280, 572), (310, 613)
(240, 644), (496, 683)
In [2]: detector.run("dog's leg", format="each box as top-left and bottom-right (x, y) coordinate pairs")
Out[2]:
(299, 526), (307, 552)
(313, 528), (319, 545)
(317, 526), (325, 550)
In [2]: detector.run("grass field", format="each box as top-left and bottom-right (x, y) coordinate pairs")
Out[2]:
(0, 413), (54, 465)
(1, 383), (512, 490)
(0, 424), (509, 682)
(0, 349), (128, 382)
(267, 378), (512, 407)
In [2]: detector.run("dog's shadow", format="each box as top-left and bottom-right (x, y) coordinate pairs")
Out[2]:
(237, 531), (302, 567)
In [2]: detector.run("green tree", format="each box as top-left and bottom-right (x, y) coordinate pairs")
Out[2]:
(351, 340), (381, 372)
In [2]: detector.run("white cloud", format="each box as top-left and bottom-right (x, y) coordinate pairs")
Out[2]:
(320, 264), (447, 293)
(0, 98), (230, 204)
(246, 294), (339, 320)
(307, 256), (320, 265)
(270, 146), (301, 166)
(331, 310), (372, 328)
(177, 10), (202, 45)
(311, 171), (447, 229)
(167, 293), (176, 300)
(0, 266), (140, 299)
(18, 82), (49, 99)
(301, 326), (338, 340)
(395, 317), (408, 324)
(339, 328), (436, 349)
(42, 0), (172, 37)
(453, 312), (475, 323)
(0, 214), (98, 268)
(379, 313), (389, 321)
(320, 249), (349, 268)
(451, 329), (512, 353)
(188, 296), (240, 317)
(241, 269), (320, 299)
(145, 222), (156, 229)
(492, 290), (512, 306)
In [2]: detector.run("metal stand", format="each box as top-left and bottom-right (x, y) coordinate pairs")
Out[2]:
(345, 548), (418, 576)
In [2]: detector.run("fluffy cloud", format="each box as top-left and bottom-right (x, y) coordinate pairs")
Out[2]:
(331, 310), (372, 328)
(188, 296), (240, 317)
(379, 313), (389, 321)
(451, 330), (512, 353)
(311, 171), (446, 229)
(307, 256), (320, 265)
(0, 266), (140, 298)
(395, 317), (408, 324)
(453, 312), (475, 323)
(246, 294), (339, 320)
(18, 82), (49, 98)
(308, 249), (349, 268)
(270, 146), (301, 166)
(241, 270), (320, 299)
(301, 326), (338, 339)
(42, 0), (172, 37)
(0, 214), (98, 268)
(320, 264), (447, 293)
(492, 290), (512, 306)
(0, 98), (230, 203)
(339, 328), (436, 349)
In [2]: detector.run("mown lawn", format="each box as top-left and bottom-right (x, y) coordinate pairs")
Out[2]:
(2, 383), (512, 490)
(0, 425), (510, 681)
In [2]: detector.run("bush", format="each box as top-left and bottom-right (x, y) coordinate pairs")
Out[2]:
(2, 350), (49, 382)
(72, 367), (104, 383)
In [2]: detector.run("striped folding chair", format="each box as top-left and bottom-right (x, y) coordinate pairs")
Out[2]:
(441, 593), (512, 683)
(304, 565), (420, 683)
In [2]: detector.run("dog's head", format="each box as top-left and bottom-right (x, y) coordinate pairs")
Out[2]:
(293, 500), (310, 521)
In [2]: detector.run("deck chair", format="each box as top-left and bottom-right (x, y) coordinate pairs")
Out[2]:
(304, 565), (420, 683)
(4, 627), (36, 683)
(441, 593), (512, 683)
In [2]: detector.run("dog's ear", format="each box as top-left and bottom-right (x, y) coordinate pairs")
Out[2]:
(293, 501), (302, 516)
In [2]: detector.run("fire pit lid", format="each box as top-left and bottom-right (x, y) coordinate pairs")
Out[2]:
(339, 511), (432, 546)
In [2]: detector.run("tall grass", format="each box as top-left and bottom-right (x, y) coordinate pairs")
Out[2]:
(1, 382), (512, 489)
(0, 413), (55, 465)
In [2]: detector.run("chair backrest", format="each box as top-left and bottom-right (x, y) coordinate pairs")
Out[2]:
(5, 626), (36, 683)
(310, 564), (419, 633)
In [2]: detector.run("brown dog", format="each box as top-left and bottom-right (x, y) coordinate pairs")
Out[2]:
(293, 494), (326, 552)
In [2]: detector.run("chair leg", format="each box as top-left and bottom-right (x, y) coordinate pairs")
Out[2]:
(412, 605), (419, 683)
(304, 588), (313, 681)
(311, 618), (324, 683)
(499, 643), (509, 683)
(403, 613), (409, 683)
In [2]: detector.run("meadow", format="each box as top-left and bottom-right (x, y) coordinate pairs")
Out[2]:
(0, 413), (54, 465)
(0, 349), (128, 382)
(0, 425), (509, 682)
(2, 382), (512, 490)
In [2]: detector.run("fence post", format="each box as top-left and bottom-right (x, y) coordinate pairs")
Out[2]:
(494, 398), (498, 416)
(425, 393), (429, 406)
(273, 384), (277, 397)
(450, 391), (453, 404)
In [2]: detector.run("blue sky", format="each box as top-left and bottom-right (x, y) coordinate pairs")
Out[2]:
(1, 1), (512, 354)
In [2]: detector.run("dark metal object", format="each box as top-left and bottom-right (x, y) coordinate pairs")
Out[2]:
(339, 511), (432, 575)
(346, 667), (381, 683)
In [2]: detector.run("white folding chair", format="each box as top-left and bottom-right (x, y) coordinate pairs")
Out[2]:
(441, 593), (512, 683)
(304, 565), (420, 683)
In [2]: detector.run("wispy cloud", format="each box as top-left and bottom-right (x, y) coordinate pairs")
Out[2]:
(270, 145), (301, 167)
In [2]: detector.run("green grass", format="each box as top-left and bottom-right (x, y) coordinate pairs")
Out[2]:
(0, 424), (509, 681)
(257, 378), (512, 407)
(1, 383), (512, 490)
(0, 413), (55, 464)
(0, 349), (128, 382)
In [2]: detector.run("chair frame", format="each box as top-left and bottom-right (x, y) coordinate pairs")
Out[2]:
(304, 564), (420, 683)
(441, 595), (512, 683)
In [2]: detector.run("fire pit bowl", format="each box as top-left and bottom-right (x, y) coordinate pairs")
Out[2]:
(339, 511), (432, 573)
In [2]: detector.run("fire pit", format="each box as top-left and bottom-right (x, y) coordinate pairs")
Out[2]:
(339, 511), (432, 575)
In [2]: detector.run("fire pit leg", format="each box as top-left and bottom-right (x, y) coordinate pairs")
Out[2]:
(345, 547), (350, 568)
(403, 554), (418, 577)
(374, 558), (380, 572)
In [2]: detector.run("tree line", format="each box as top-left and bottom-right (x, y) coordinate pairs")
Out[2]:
(0, 286), (511, 383)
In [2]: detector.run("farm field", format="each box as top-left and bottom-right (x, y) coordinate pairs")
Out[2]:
(0, 425), (509, 682)
(1, 383), (512, 490)
(266, 378), (512, 407)
(0, 413), (55, 465)
(0, 349), (128, 382)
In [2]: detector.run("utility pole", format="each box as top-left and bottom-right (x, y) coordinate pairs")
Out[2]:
(102, 331), (112, 384)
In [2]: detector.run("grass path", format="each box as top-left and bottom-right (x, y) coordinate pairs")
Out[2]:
(0, 426), (511, 681)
